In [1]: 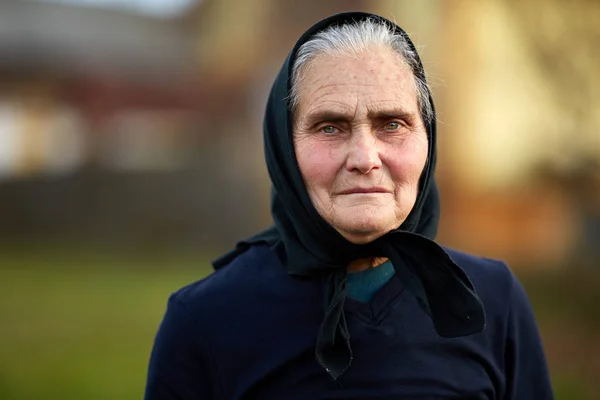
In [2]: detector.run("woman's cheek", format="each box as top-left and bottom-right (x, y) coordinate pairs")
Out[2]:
(297, 139), (339, 184)
(384, 146), (427, 181)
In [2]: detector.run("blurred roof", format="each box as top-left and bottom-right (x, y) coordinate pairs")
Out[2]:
(30, 0), (198, 19)
(0, 0), (197, 83)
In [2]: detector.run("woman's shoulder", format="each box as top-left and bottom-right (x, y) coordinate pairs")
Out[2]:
(161, 243), (322, 348)
(443, 246), (514, 285)
(171, 244), (283, 304)
(442, 246), (524, 319)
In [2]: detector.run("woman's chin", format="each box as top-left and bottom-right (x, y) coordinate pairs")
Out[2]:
(334, 220), (392, 245)
(322, 205), (407, 244)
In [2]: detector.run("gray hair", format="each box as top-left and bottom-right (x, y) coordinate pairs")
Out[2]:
(289, 18), (434, 125)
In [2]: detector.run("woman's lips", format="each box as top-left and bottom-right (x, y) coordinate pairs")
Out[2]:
(338, 187), (391, 195)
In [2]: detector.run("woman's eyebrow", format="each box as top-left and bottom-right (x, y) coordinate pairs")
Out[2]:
(302, 110), (353, 127)
(367, 108), (415, 122)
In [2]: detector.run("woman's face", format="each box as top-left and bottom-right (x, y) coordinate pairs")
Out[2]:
(293, 46), (428, 244)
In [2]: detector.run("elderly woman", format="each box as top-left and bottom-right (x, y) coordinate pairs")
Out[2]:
(145, 12), (553, 399)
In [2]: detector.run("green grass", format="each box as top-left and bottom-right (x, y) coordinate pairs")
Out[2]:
(0, 248), (211, 400)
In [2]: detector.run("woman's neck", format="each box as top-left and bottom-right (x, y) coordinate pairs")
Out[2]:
(347, 257), (389, 273)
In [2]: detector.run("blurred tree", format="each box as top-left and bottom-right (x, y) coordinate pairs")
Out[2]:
(506, 0), (600, 173)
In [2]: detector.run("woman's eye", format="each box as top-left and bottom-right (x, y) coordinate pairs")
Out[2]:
(320, 126), (337, 134)
(385, 122), (401, 131)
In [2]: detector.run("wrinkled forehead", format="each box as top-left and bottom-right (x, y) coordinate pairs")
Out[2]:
(291, 48), (420, 124)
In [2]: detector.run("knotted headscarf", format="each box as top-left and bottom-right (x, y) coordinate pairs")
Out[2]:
(213, 12), (485, 380)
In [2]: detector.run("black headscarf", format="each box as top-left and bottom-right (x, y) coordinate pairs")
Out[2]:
(213, 12), (485, 380)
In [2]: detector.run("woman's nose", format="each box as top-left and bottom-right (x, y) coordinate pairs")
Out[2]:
(345, 130), (382, 174)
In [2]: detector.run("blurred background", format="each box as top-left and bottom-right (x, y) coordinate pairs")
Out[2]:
(0, 0), (598, 398)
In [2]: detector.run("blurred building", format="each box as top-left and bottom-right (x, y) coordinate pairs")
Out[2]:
(0, 0), (204, 176)
(0, 0), (598, 266)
